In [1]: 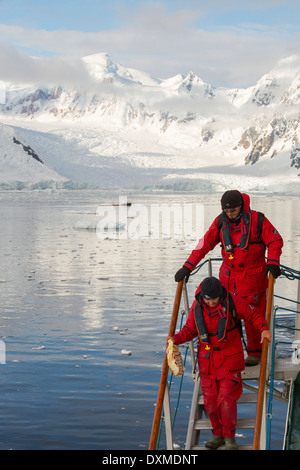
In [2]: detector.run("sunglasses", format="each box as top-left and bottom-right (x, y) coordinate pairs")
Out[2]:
(223, 206), (241, 214)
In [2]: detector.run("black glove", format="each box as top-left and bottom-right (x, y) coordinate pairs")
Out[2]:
(266, 264), (281, 279)
(175, 266), (191, 283)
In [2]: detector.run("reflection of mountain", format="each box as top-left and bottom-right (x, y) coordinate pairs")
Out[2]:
(0, 53), (299, 190)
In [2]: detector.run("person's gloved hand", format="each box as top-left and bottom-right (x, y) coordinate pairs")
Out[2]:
(175, 266), (191, 282)
(266, 264), (281, 279)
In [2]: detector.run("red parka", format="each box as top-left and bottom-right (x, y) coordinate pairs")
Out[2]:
(173, 283), (268, 379)
(183, 192), (283, 297)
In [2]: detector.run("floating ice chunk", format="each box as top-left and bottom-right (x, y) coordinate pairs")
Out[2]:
(97, 221), (126, 232)
(73, 220), (98, 231)
(73, 218), (126, 234)
(121, 350), (132, 356)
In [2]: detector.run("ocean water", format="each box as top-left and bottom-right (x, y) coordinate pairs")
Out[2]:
(0, 190), (298, 450)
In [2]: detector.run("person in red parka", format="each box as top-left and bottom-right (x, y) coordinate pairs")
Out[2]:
(175, 190), (283, 366)
(166, 276), (272, 450)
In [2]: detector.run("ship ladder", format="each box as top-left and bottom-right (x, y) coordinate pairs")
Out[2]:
(149, 259), (300, 451)
(185, 274), (275, 451)
(185, 375), (258, 450)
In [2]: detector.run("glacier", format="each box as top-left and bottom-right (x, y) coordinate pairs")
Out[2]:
(0, 52), (299, 193)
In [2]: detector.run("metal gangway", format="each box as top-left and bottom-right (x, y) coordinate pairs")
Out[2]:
(149, 259), (300, 450)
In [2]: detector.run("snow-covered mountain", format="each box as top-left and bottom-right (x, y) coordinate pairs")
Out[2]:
(0, 52), (299, 192)
(0, 122), (67, 189)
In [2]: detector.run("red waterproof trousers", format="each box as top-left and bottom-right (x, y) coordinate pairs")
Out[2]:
(201, 372), (243, 438)
(229, 290), (267, 359)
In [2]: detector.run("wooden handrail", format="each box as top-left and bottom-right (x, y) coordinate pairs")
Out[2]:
(148, 280), (184, 450)
(252, 273), (275, 450)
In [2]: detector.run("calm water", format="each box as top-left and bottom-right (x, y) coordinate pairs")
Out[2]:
(0, 190), (298, 450)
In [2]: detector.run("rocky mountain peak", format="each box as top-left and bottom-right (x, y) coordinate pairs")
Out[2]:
(0, 53), (299, 181)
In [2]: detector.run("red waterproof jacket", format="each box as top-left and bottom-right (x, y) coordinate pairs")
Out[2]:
(173, 283), (268, 379)
(183, 192), (283, 296)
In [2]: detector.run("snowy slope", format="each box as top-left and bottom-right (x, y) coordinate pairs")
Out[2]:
(0, 122), (67, 188)
(0, 53), (299, 192)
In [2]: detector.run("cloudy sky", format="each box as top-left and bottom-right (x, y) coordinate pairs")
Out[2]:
(0, 0), (299, 88)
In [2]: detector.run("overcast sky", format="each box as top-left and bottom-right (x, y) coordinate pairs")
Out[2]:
(0, 0), (299, 88)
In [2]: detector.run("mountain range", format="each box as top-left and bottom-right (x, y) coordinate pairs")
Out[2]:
(0, 52), (299, 192)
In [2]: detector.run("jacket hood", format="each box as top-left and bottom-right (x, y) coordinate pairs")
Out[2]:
(195, 280), (228, 305)
(239, 191), (250, 214)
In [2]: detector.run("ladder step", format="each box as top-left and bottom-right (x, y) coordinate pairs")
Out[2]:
(198, 392), (258, 405)
(194, 419), (214, 431)
(194, 417), (255, 431)
(242, 365), (261, 380)
(238, 393), (258, 403)
(190, 444), (254, 451)
(236, 417), (256, 428)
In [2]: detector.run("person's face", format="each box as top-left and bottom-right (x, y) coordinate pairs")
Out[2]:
(224, 205), (242, 220)
(203, 297), (220, 308)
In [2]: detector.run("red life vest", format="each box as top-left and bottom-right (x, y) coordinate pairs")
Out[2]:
(193, 297), (245, 377)
(218, 209), (253, 256)
(194, 296), (239, 345)
(195, 298), (229, 344)
(218, 210), (268, 296)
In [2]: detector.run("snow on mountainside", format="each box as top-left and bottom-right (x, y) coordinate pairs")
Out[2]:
(0, 122), (67, 189)
(0, 52), (299, 192)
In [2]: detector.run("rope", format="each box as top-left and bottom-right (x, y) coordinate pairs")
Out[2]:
(191, 260), (300, 281)
(274, 295), (300, 305)
(172, 345), (189, 429)
(190, 257), (222, 276)
(274, 304), (300, 332)
(274, 322), (300, 332)
(280, 264), (300, 281)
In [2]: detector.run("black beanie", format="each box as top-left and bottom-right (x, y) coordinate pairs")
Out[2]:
(200, 277), (223, 299)
(221, 190), (243, 209)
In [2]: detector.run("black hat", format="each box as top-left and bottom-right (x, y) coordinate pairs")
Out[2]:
(200, 277), (223, 300)
(221, 190), (243, 209)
